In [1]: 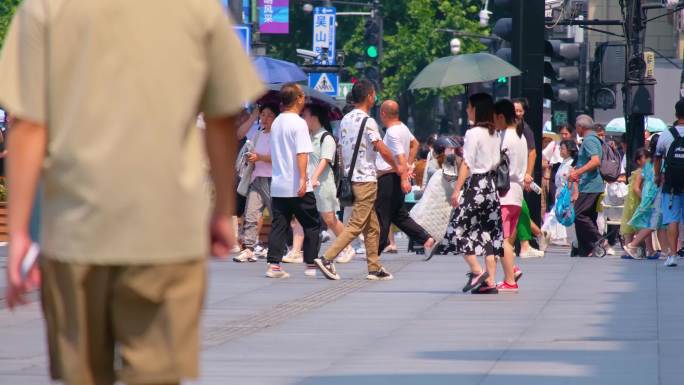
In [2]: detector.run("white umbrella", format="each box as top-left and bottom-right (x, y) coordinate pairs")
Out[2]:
(605, 117), (668, 133)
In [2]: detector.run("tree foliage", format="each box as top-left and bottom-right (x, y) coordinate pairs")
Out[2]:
(0, 0), (21, 50)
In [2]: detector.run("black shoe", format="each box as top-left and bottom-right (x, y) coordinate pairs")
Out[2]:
(471, 284), (499, 294)
(462, 271), (489, 293)
(367, 267), (394, 281)
(678, 247), (684, 259)
(570, 245), (579, 257)
(314, 258), (340, 280)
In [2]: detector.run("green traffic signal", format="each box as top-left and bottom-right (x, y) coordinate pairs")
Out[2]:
(366, 45), (378, 58)
(497, 76), (508, 83)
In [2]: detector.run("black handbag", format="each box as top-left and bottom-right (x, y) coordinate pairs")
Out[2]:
(496, 148), (511, 195)
(337, 117), (368, 207)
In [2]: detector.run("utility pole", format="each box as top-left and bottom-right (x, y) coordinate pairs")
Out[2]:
(624, 0), (651, 175)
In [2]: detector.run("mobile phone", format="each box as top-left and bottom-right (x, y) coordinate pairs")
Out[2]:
(20, 243), (40, 281)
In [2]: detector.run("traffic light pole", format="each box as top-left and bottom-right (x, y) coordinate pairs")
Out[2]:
(624, 0), (647, 176)
(513, 0), (545, 226)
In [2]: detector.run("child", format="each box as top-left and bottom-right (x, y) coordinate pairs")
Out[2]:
(619, 148), (646, 252)
(542, 140), (578, 246)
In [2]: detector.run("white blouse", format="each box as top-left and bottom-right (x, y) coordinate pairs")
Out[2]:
(463, 126), (501, 174)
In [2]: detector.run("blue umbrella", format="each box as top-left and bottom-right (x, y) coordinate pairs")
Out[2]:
(252, 56), (307, 84)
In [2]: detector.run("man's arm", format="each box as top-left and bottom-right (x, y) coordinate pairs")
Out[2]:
(373, 140), (396, 169)
(569, 155), (600, 182)
(237, 109), (258, 140)
(408, 138), (419, 165)
(654, 156), (663, 186)
(6, 118), (46, 308)
(296, 153), (309, 197)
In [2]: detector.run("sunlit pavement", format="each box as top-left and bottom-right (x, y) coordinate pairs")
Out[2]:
(1, 242), (682, 385)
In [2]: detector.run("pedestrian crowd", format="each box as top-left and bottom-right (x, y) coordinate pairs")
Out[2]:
(2, 2), (684, 384)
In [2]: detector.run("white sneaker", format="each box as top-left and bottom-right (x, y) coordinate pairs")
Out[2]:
(664, 256), (678, 267)
(519, 247), (544, 259)
(253, 245), (268, 259)
(536, 232), (550, 252)
(230, 245), (241, 254)
(265, 264), (290, 279)
(336, 246), (355, 264)
(320, 230), (332, 243)
(282, 250), (303, 264)
(355, 247), (366, 255)
(233, 249), (257, 263)
(304, 268), (317, 277)
(605, 246), (616, 256)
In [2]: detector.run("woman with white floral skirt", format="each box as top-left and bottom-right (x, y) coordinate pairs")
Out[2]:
(444, 93), (504, 294)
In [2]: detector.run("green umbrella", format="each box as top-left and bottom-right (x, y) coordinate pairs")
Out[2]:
(409, 52), (522, 90)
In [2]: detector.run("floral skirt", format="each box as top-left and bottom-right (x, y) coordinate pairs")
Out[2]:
(444, 173), (504, 257)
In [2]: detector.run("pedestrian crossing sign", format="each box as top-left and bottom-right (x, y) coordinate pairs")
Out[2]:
(309, 73), (338, 96)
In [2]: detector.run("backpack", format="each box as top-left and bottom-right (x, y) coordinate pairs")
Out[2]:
(598, 137), (621, 183)
(320, 131), (341, 186)
(495, 133), (510, 195)
(664, 127), (684, 194)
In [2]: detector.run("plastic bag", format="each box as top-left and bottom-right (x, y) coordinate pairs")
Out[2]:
(604, 182), (628, 206)
(555, 183), (575, 227)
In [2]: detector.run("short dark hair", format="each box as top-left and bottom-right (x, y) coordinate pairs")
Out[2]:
(351, 79), (375, 104)
(634, 147), (650, 164)
(560, 139), (578, 158)
(676, 99), (684, 119)
(280, 83), (304, 108)
(648, 133), (660, 157)
(558, 123), (573, 136)
(303, 104), (331, 132)
(594, 123), (606, 133)
(494, 99), (517, 125)
(259, 103), (280, 116)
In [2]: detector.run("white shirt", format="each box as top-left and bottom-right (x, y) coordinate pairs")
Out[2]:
(542, 140), (562, 165)
(339, 109), (383, 182)
(499, 128), (528, 207)
(269, 112), (314, 197)
(463, 126), (501, 174)
(376, 122), (415, 172)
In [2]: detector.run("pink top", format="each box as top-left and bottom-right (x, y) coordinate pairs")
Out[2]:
(252, 131), (272, 179)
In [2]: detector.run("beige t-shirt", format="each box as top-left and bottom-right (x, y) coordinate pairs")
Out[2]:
(0, 0), (264, 264)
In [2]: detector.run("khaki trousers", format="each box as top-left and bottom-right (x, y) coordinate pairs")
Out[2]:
(323, 182), (382, 272)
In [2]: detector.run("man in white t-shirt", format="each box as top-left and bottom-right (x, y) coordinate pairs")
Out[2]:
(266, 83), (320, 278)
(375, 100), (435, 256)
(315, 80), (396, 281)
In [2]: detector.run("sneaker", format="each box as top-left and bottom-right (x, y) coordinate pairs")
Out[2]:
(664, 256), (678, 267)
(605, 246), (617, 256)
(496, 281), (519, 293)
(314, 258), (340, 280)
(304, 268), (317, 277)
(230, 245), (241, 254)
(382, 245), (398, 254)
(536, 232), (550, 252)
(254, 245), (268, 259)
(265, 264), (290, 279)
(355, 246), (366, 255)
(367, 267), (394, 281)
(514, 266), (523, 282)
(233, 249), (257, 263)
(282, 250), (303, 264)
(519, 247), (544, 259)
(570, 245), (579, 257)
(471, 283), (498, 294)
(320, 230), (331, 243)
(462, 271), (489, 293)
(336, 246), (355, 264)
(677, 247), (684, 259)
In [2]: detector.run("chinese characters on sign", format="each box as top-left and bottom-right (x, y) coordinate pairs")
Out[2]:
(258, 0), (289, 34)
(312, 7), (336, 65)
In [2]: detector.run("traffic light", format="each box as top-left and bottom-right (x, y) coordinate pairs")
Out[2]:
(364, 18), (380, 59)
(543, 39), (581, 105)
(590, 42), (625, 110)
(492, 0), (514, 64)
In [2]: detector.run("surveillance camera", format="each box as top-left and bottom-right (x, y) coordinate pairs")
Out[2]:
(479, 9), (492, 27)
(302, 3), (314, 13)
(296, 49), (319, 60)
(450, 38), (462, 55)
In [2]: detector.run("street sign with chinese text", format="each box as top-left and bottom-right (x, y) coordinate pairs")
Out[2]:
(258, 0), (289, 34)
(312, 7), (336, 65)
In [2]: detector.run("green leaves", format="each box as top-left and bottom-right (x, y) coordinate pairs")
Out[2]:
(0, 0), (21, 50)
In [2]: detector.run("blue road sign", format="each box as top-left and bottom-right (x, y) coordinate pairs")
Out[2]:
(233, 25), (251, 54)
(312, 7), (336, 65)
(309, 72), (338, 96)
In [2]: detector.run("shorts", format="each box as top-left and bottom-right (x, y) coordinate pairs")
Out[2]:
(661, 192), (684, 225)
(501, 205), (522, 239)
(41, 257), (206, 385)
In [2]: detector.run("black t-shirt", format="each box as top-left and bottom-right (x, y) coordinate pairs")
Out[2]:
(521, 122), (535, 151)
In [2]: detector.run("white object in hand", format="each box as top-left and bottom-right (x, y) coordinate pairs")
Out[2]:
(20, 243), (40, 280)
(530, 182), (542, 195)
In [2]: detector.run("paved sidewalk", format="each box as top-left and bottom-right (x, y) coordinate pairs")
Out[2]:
(0, 244), (683, 385)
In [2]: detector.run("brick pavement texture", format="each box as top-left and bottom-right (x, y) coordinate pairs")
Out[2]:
(0, 244), (683, 385)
